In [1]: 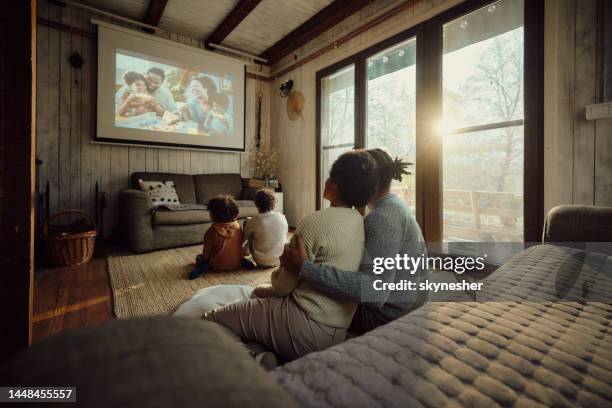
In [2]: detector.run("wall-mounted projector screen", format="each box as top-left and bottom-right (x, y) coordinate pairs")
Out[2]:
(95, 21), (246, 151)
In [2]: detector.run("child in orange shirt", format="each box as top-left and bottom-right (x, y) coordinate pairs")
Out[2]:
(189, 195), (244, 279)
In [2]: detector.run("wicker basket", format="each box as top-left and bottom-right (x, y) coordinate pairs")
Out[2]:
(43, 210), (97, 267)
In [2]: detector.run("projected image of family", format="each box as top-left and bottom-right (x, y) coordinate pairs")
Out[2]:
(114, 51), (234, 137)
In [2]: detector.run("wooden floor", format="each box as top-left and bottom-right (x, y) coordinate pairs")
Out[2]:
(33, 229), (298, 341)
(33, 252), (114, 342)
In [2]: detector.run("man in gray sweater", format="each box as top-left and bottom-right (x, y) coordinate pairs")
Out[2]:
(281, 149), (427, 334)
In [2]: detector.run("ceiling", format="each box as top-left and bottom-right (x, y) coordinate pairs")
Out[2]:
(223, 0), (333, 55)
(76, 0), (344, 63)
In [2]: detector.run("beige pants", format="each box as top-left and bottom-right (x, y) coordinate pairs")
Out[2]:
(203, 296), (346, 361)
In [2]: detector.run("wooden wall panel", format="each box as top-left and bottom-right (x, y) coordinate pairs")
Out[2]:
(572, 0), (597, 205)
(543, 0), (612, 214)
(36, 2), (269, 239)
(69, 7), (83, 213)
(79, 8), (94, 218)
(595, 119), (612, 206)
(58, 8), (72, 213)
(241, 77), (271, 176)
(46, 5), (61, 215)
(544, 0), (576, 213)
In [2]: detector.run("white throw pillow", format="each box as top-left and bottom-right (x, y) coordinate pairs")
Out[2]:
(138, 179), (181, 206)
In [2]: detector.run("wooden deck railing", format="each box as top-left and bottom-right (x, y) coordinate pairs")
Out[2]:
(390, 187), (523, 242)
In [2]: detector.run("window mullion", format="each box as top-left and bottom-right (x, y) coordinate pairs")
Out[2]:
(355, 59), (366, 149)
(416, 21), (443, 243)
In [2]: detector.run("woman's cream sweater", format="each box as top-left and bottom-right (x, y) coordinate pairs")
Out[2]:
(265, 207), (365, 328)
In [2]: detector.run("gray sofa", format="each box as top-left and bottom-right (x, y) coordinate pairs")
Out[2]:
(119, 172), (260, 253)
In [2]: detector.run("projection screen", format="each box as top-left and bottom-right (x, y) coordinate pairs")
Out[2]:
(95, 21), (246, 151)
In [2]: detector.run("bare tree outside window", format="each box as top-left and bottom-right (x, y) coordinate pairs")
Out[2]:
(443, 0), (524, 242)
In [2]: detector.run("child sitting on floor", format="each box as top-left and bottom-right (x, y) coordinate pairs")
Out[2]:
(189, 195), (244, 279)
(243, 189), (288, 268)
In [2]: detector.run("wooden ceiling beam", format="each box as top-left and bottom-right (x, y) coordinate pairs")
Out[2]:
(205, 0), (263, 49)
(143, 0), (168, 30)
(260, 0), (372, 65)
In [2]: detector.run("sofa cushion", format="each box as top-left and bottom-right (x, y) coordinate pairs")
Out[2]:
(131, 172), (197, 204)
(193, 174), (242, 204)
(152, 202), (258, 226)
(153, 208), (211, 226)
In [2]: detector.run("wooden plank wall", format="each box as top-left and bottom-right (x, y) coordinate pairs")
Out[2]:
(36, 1), (269, 238)
(544, 0), (612, 214)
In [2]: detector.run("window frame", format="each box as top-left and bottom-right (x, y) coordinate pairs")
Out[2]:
(315, 0), (544, 242)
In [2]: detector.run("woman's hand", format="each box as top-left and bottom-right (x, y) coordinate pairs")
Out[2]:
(279, 234), (307, 277)
(251, 285), (275, 298)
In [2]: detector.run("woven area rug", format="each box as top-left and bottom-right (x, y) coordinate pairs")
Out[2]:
(108, 245), (273, 318)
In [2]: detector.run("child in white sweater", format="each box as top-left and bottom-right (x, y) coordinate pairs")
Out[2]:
(243, 189), (288, 267)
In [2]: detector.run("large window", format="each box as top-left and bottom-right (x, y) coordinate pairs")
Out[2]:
(316, 0), (543, 243)
(319, 65), (355, 209)
(366, 38), (417, 212)
(442, 0), (525, 242)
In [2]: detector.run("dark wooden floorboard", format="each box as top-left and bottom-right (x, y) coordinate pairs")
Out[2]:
(32, 302), (113, 340)
(33, 253), (114, 342)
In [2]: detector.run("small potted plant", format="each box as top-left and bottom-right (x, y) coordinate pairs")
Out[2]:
(252, 148), (280, 189)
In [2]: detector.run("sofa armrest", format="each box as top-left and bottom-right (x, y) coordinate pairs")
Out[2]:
(119, 189), (155, 252)
(543, 205), (612, 243)
(241, 187), (259, 201)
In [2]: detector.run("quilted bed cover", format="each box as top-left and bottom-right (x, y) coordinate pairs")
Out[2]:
(273, 244), (612, 407)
